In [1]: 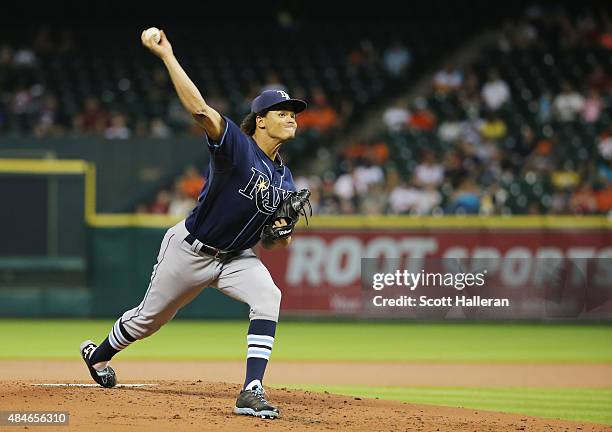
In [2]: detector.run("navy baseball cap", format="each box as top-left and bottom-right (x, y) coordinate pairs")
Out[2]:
(251, 90), (307, 114)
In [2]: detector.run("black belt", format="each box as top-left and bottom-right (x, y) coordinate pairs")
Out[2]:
(184, 233), (240, 260)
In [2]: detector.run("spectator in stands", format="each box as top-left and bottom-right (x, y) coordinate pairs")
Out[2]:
(10, 84), (37, 130)
(387, 178), (440, 215)
(479, 188), (496, 215)
(178, 165), (205, 200)
(480, 182), (507, 215)
(438, 110), (464, 143)
(342, 137), (369, 163)
(344, 136), (389, 166)
(537, 89), (553, 123)
(552, 81), (585, 122)
(524, 136), (556, 174)
(598, 159), (612, 183)
(407, 97), (436, 131)
(599, 27), (612, 50)
(458, 68), (482, 120)
(150, 117), (171, 138)
(367, 139), (390, 165)
(458, 89), (482, 121)
(447, 177), (481, 214)
(481, 69), (510, 111)
(414, 150), (444, 187)
(581, 88), (603, 123)
(598, 127), (612, 161)
(455, 139), (483, 179)
(550, 189), (571, 214)
(383, 39), (412, 77)
(318, 175), (340, 215)
(551, 161), (580, 192)
(388, 178), (421, 214)
(297, 88), (340, 133)
(594, 181), (612, 214)
(569, 183), (597, 214)
(419, 184), (442, 215)
(334, 169), (355, 204)
(33, 94), (65, 137)
(360, 183), (388, 215)
(382, 98), (410, 132)
(104, 112), (131, 139)
(149, 189), (171, 214)
(433, 63), (463, 95)
(479, 111), (507, 141)
(168, 180), (197, 217)
(353, 159), (385, 195)
(73, 97), (108, 134)
(12, 45), (37, 68)
(383, 168), (400, 194)
(442, 149), (466, 187)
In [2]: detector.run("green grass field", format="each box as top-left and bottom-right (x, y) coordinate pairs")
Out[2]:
(1, 319), (611, 424)
(289, 385), (612, 425)
(1, 319), (611, 362)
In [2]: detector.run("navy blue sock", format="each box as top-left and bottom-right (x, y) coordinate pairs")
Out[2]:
(90, 319), (135, 364)
(244, 319), (276, 389)
(89, 337), (119, 364)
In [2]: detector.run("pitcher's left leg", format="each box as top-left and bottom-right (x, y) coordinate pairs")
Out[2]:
(216, 252), (281, 418)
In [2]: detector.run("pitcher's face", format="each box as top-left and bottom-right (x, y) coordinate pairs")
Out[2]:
(258, 110), (297, 141)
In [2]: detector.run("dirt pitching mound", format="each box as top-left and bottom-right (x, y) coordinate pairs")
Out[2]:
(2, 380), (610, 432)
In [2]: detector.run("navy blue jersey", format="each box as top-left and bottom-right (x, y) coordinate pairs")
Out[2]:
(185, 117), (297, 251)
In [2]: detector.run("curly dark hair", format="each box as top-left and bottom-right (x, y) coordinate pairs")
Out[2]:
(240, 112), (258, 136)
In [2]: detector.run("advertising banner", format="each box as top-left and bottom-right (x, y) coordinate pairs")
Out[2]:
(259, 229), (612, 319)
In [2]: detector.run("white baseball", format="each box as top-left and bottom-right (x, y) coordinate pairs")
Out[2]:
(144, 27), (161, 44)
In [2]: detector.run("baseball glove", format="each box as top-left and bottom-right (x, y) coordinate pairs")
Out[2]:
(261, 189), (312, 242)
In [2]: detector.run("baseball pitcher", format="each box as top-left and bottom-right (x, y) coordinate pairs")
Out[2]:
(79, 28), (312, 419)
